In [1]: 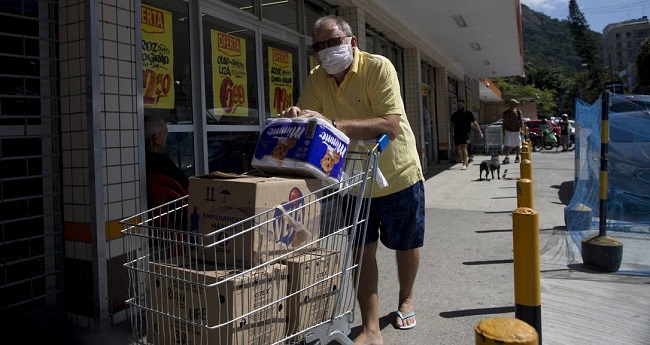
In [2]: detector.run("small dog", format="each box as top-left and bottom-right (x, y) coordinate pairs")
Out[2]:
(479, 153), (501, 181)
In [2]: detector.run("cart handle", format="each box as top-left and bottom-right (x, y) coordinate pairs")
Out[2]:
(376, 133), (389, 152)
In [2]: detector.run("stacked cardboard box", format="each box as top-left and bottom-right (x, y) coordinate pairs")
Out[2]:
(186, 173), (324, 268)
(146, 260), (287, 345)
(282, 248), (341, 337)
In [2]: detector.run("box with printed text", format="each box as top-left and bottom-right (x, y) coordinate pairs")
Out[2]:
(282, 248), (341, 336)
(146, 260), (287, 345)
(187, 173), (323, 267)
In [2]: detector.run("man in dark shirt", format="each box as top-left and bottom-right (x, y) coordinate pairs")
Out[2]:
(144, 114), (189, 194)
(450, 99), (483, 170)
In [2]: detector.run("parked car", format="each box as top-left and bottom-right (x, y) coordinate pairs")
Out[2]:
(524, 119), (560, 136)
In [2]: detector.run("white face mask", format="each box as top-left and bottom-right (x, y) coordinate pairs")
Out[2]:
(317, 43), (353, 75)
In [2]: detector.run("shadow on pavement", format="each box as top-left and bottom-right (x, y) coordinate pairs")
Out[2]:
(423, 163), (454, 180)
(556, 181), (574, 205)
(439, 306), (515, 318)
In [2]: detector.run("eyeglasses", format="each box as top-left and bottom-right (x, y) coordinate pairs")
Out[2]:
(311, 36), (350, 53)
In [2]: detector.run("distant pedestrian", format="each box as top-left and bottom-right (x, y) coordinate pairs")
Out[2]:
(501, 99), (524, 164)
(558, 114), (572, 151)
(451, 99), (483, 170)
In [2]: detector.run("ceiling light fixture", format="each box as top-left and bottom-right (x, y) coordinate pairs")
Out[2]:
(451, 15), (468, 28)
(470, 42), (482, 51)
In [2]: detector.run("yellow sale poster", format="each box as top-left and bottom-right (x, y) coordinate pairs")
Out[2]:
(211, 30), (248, 116)
(141, 4), (175, 109)
(268, 47), (293, 116)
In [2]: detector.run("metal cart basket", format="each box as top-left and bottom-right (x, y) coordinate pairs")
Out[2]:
(121, 135), (389, 345)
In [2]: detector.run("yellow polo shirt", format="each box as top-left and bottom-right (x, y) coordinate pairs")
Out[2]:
(297, 49), (423, 197)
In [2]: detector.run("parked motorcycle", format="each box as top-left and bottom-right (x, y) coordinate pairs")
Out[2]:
(530, 130), (574, 152)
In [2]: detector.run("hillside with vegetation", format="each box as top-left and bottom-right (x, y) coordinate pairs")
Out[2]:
(495, 3), (607, 116)
(521, 4), (602, 73)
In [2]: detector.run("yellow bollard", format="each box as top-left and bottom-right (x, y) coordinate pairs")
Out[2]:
(521, 144), (531, 162)
(517, 178), (534, 209)
(512, 207), (542, 344)
(520, 159), (532, 180)
(475, 317), (538, 345)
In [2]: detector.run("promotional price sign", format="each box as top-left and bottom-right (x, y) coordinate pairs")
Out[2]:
(141, 4), (175, 109)
(268, 47), (293, 117)
(211, 30), (248, 116)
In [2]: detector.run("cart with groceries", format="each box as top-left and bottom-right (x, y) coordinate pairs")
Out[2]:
(121, 117), (389, 345)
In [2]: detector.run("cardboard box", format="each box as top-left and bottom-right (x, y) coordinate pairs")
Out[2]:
(282, 249), (341, 337)
(187, 173), (323, 267)
(146, 260), (287, 345)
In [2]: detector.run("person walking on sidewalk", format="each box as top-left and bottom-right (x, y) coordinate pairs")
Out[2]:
(451, 99), (483, 170)
(501, 99), (524, 164)
(559, 113), (572, 151)
(280, 15), (425, 345)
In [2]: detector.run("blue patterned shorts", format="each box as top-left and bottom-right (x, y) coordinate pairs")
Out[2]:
(345, 181), (425, 250)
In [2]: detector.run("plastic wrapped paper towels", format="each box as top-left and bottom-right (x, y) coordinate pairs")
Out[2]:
(252, 117), (350, 185)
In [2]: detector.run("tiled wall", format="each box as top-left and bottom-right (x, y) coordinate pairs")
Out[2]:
(59, 0), (139, 328)
(435, 67), (451, 159)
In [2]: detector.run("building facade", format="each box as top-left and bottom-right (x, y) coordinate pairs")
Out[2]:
(603, 16), (650, 89)
(0, 0), (523, 335)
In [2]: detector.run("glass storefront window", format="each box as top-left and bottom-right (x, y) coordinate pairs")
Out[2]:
(263, 36), (299, 119)
(164, 131), (195, 177)
(206, 132), (259, 174)
(221, 0), (255, 15)
(142, 1), (194, 177)
(304, 0), (335, 35)
(262, 0), (298, 32)
(202, 15), (259, 125)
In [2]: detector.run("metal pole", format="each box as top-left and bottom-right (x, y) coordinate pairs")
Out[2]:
(599, 91), (610, 237)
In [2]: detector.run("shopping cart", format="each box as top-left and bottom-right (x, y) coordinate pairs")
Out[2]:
(121, 134), (389, 345)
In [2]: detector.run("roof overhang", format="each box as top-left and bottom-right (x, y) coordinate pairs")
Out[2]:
(333, 0), (525, 81)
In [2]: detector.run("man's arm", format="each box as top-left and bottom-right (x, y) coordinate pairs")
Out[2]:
(337, 114), (400, 140)
(282, 108), (400, 141)
(472, 121), (483, 139)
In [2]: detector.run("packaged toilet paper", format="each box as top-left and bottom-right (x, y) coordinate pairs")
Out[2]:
(252, 117), (350, 185)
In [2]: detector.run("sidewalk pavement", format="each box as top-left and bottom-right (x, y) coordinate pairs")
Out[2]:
(353, 150), (650, 345)
(75, 150), (650, 344)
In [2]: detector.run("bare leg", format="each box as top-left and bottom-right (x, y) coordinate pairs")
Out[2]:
(456, 145), (463, 165)
(353, 242), (383, 345)
(460, 143), (469, 167)
(395, 248), (419, 328)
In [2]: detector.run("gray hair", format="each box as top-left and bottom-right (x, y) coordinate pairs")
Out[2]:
(144, 114), (165, 138)
(313, 15), (353, 37)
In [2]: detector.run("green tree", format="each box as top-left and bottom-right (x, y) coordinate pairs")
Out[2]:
(492, 80), (557, 116)
(568, 0), (606, 103)
(634, 37), (650, 94)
